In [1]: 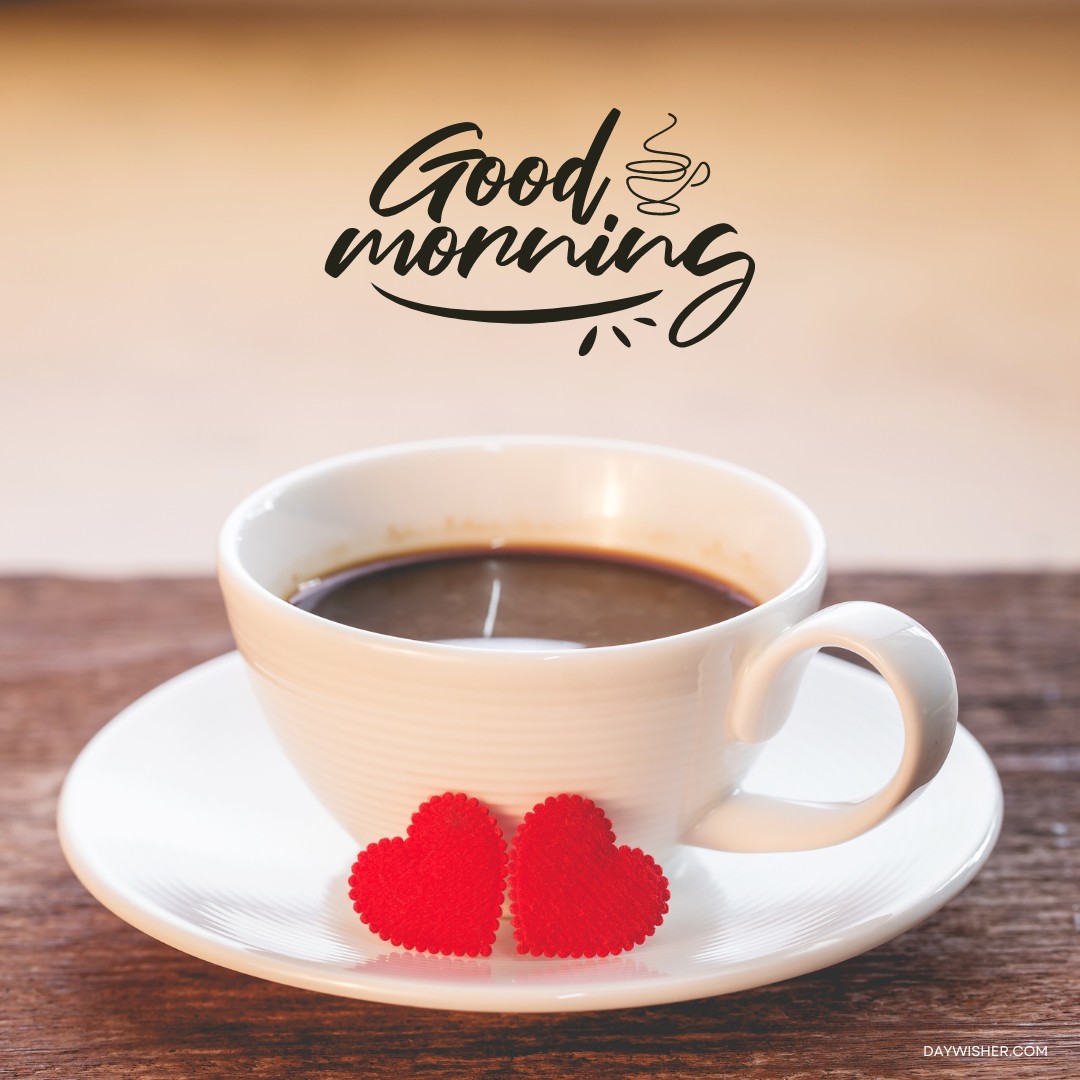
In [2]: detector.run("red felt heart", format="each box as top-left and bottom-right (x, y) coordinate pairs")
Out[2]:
(348, 793), (507, 957)
(508, 794), (670, 958)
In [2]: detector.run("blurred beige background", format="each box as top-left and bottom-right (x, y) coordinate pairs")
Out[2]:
(2, 4), (1077, 572)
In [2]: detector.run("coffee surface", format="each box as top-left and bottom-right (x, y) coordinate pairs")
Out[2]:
(289, 546), (755, 649)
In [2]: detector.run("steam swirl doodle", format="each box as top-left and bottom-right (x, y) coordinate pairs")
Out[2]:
(625, 114), (710, 216)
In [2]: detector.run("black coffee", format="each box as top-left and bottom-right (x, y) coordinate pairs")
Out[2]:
(289, 546), (755, 649)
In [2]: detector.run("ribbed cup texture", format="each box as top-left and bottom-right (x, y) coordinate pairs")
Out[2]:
(222, 574), (762, 857)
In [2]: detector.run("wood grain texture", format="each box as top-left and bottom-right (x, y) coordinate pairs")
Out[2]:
(1, 575), (1077, 1079)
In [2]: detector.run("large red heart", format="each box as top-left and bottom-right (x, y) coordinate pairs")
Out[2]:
(348, 793), (507, 957)
(508, 794), (670, 958)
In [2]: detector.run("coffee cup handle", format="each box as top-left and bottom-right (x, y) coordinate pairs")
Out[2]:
(687, 601), (958, 852)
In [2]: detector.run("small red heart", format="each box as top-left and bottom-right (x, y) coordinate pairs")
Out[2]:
(508, 794), (670, 958)
(348, 793), (507, 957)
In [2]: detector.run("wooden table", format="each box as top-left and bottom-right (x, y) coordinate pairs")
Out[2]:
(3, 574), (1077, 1078)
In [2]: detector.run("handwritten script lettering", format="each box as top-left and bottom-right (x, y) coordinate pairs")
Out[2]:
(325, 108), (754, 350)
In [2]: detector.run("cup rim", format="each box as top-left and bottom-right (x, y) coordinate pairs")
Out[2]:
(217, 434), (828, 658)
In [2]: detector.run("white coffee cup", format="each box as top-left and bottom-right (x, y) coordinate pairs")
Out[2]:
(217, 436), (956, 861)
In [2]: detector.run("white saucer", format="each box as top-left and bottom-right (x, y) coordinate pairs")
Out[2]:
(58, 652), (1001, 1013)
